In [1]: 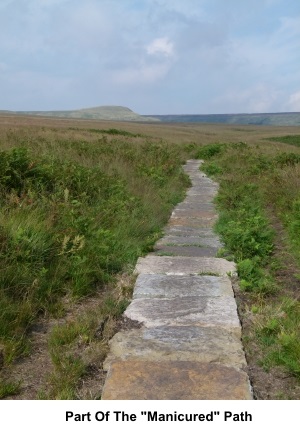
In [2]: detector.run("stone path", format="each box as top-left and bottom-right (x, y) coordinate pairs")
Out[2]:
(101, 160), (252, 400)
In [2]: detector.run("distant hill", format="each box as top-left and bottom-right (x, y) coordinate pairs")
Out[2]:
(0, 106), (159, 122)
(142, 112), (300, 126)
(2, 107), (300, 126)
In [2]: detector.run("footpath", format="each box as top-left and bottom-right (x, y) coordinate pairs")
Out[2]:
(101, 160), (252, 400)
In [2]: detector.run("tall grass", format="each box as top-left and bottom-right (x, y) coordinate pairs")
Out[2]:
(0, 126), (190, 372)
(198, 140), (300, 385)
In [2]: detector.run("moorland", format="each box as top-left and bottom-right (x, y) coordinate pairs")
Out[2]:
(0, 113), (300, 399)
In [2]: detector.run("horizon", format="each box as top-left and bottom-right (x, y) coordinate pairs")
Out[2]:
(2, 106), (300, 117)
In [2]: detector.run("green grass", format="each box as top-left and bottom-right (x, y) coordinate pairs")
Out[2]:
(68, 127), (143, 137)
(0, 380), (21, 399)
(198, 142), (300, 382)
(257, 298), (300, 378)
(2, 118), (300, 399)
(268, 135), (300, 148)
(0, 130), (190, 372)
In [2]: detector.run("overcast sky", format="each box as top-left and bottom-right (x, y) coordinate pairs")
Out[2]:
(1, 0), (300, 114)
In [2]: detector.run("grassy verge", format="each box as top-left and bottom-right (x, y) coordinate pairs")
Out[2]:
(0, 125), (191, 398)
(197, 141), (300, 397)
(268, 134), (300, 148)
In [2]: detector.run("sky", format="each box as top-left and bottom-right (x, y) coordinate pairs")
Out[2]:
(0, 0), (300, 114)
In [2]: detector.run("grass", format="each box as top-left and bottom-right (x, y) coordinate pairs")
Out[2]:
(0, 121), (191, 397)
(0, 380), (21, 398)
(268, 134), (300, 148)
(1, 115), (300, 399)
(198, 141), (300, 388)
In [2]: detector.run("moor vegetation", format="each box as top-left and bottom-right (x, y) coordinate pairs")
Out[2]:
(0, 114), (300, 399)
(198, 137), (300, 398)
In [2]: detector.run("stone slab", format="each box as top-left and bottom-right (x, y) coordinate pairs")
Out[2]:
(163, 226), (217, 237)
(101, 361), (252, 400)
(187, 183), (217, 189)
(186, 191), (218, 198)
(135, 255), (236, 276)
(103, 326), (246, 370)
(172, 209), (218, 218)
(168, 217), (216, 228)
(133, 274), (234, 298)
(153, 245), (218, 257)
(183, 197), (216, 205)
(176, 202), (215, 210)
(189, 180), (217, 187)
(156, 235), (222, 248)
(101, 159), (252, 401)
(183, 161), (202, 169)
(125, 296), (241, 332)
(183, 169), (202, 175)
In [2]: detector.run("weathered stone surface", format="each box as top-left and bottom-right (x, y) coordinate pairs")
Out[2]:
(101, 361), (252, 400)
(125, 296), (241, 333)
(186, 190), (218, 198)
(189, 181), (217, 188)
(175, 202), (215, 210)
(153, 245), (218, 257)
(133, 274), (234, 298)
(100, 159), (252, 400)
(156, 234), (222, 248)
(168, 217), (216, 228)
(135, 255), (236, 276)
(171, 208), (218, 219)
(163, 226), (217, 237)
(183, 197), (217, 205)
(103, 326), (246, 369)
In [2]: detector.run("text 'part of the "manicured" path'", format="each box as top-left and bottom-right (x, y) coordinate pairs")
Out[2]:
(101, 160), (252, 400)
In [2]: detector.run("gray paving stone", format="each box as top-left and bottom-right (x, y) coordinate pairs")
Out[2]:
(183, 196), (216, 204)
(125, 296), (241, 333)
(156, 234), (222, 248)
(135, 255), (236, 276)
(186, 190), (218, 198)
(101, 159), (251, 400)
(168, 217), (216, 228)
(101, 361), (252, 400)
(104, 326), (247, 369)
(189, 180), (217, 187)
(153, 245), (218, 257)
(133, 274), (234, 298)
(163, 226), (218, 237)
(171, 208), (218, 218)
(176, 202), (215, 210)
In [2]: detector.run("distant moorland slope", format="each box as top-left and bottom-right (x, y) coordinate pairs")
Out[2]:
(1, 106), (300, 125)
(143, 112), (300, 126)
(0, 106), (159, 122)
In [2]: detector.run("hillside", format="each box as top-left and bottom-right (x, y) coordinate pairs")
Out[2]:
(2, 107), (300, 125)
(144, 112), (300, 126)
(0, 106), (159, 122)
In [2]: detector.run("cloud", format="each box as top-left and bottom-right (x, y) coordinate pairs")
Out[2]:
(286, 91), (300, 111)
(210, 83), (283, 114)
(147, 37), (174, 57)
(0, 0), (299, 113)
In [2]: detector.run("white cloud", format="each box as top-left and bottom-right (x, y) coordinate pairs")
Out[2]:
(286, 91), (300, 111)
(212, 83), (282, 113)
(147, 37), (174, 57)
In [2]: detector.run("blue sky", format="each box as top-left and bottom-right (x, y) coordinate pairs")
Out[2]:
(0, 0), (299, 114)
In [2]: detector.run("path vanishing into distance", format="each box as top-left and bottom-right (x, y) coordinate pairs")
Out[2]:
(101, 160), (253, 400)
